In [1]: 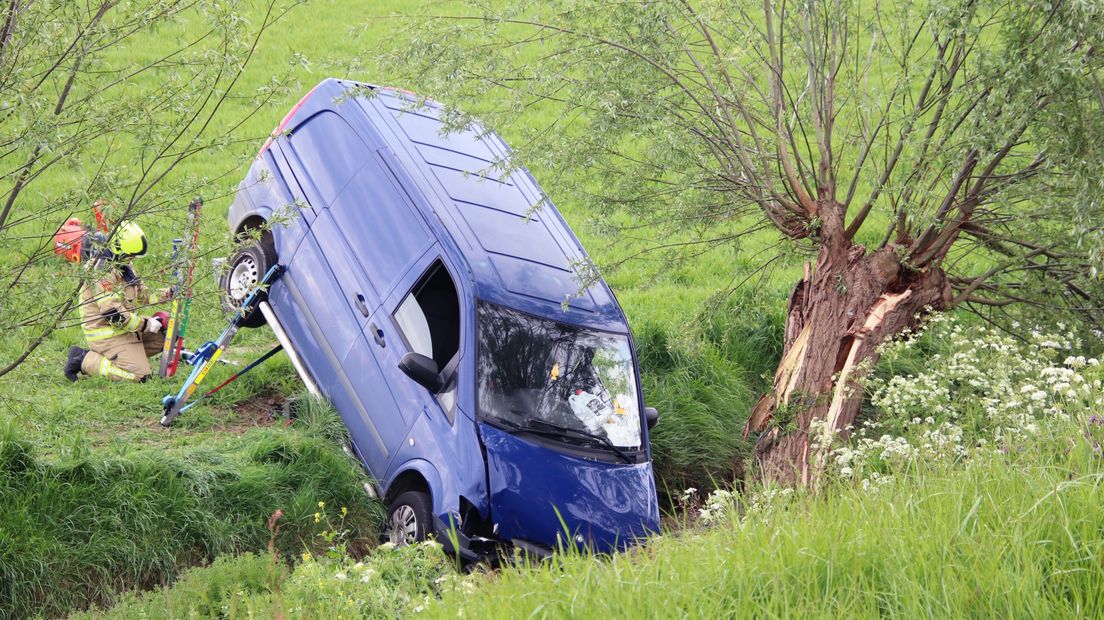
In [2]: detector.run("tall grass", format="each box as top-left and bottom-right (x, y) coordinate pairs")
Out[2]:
(0, 407), (383, 620)
(637, 290), (784, 496)
(424, 444), (1104, 618)
(77, 544), (453, 619)
(80, 431), (1104, 619)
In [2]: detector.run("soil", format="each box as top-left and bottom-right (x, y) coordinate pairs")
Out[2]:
(215, 390), (288, 434)
(121, 390), (290, 440)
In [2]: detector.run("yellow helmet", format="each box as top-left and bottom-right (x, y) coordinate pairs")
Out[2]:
(109, 221), (148, 258)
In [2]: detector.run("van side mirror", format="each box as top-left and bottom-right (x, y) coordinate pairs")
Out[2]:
(644, 406), (659, 430)
(399, 352), (443, 393)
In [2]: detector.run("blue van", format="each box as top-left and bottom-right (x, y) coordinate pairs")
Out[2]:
(221, 78), (660, 559)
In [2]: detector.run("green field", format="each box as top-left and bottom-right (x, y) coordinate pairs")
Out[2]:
(1, 1), (1101, 618)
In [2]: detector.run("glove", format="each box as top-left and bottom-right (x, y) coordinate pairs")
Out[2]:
(145, 314), (165, 334)
(147, 311), (170, 334)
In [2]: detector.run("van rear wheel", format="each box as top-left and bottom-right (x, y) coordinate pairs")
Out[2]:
(220, 230), (276, 328)
(386, 490), (433, 546)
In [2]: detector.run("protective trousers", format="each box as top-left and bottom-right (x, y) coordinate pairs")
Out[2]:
(80, 331), (166, 382)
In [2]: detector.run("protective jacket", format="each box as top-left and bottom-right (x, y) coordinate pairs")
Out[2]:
(78, 263), (166, 381)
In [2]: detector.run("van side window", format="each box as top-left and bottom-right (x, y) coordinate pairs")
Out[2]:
(393, 260), (461, 421)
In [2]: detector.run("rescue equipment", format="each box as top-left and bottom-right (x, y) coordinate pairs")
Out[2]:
(169, 198), (204, 376)
(158, 238), (183, 378)
(160, 264), (283, 426)
(53, 218), (87, 263)
(159, 198), (203, 378)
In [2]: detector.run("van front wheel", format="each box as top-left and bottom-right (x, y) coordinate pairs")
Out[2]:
(387, 490), (433, 546)
(220, 231), (276, 329)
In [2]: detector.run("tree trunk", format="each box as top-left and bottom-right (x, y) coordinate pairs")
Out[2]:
(743, 213), (952, 485)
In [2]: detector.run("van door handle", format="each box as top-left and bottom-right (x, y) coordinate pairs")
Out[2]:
(354, 293), (370, 317)
(369, 322), (386, 347)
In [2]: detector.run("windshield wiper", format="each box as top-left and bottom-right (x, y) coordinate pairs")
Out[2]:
(523, 418), (635, 464)
(489, 417), (636, 464)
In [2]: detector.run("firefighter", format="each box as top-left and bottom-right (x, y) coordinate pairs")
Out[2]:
(60, 219), (169, 382)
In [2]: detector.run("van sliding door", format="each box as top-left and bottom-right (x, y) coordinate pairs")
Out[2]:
(280, 109), (408, 476)
(325, 155), (435, 299)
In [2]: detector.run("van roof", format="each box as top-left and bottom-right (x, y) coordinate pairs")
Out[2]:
(285, 78), (629, 334)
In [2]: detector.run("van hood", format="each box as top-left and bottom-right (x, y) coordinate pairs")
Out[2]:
(478, 422), (659, 552)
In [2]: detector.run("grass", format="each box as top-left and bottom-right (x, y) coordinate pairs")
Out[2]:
(74, 544), (455, 619)
(77, 428), (1104, 619)
(637, 289), (786, 495)
(0, 400), (384, 620)
(430, 448), (1103, 619)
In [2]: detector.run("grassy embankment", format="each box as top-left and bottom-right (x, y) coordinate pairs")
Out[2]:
(83, 433), (1104, 619)
(83, 316), (1104, 618)
(0, 398), (385, 619)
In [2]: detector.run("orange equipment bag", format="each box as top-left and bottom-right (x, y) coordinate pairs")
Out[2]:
(54, 218), (88, 263)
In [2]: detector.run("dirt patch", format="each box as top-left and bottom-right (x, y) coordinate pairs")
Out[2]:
(216, 390), (289, 434)
(125, 390), (290, 438)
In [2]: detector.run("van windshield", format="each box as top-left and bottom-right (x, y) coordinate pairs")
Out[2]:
(476, 301), (642, 449)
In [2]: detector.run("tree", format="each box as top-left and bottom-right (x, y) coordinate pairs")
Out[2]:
(384, 0), (1104, 483)
(0, 0), (305, 379)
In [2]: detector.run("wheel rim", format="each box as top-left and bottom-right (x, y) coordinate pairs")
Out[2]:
(228, 255), (259, 304)
(388, 505), (419, 545)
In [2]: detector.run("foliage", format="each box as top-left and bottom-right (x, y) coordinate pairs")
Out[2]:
(821, 314), (1104, 485)
(637, 320), (753, 494)
(384, 0), (1104, 316)
(72, 553), (289, 620)
(80, 541), (455, 619)
(635, 290), (784, 495)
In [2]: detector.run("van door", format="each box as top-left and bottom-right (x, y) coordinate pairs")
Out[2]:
(377, 255), (464, 427)
(277, 109), (407, 475)
(278, 234), (397, 477)
(280, 109), (380, 353)
(325, 155), (435, 300)
(308, 154), (438, 475)
(311, 224), (413, 469)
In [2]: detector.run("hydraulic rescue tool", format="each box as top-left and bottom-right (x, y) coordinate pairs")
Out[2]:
(159, 197), (203, 378)
(160, 264), (283, 426)
(158, 238), (183, 377)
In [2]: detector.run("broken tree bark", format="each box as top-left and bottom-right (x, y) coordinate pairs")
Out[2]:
(743, 211), (952, 485)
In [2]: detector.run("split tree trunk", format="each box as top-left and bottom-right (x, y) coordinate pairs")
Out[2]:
(743, 208), (952, 485)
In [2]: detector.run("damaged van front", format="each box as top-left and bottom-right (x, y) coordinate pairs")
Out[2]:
(474, 302), (659, 553)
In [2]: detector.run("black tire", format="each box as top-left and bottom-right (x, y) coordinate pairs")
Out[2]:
(220, 230), (276, 329)
(386, 490), (433, 546)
